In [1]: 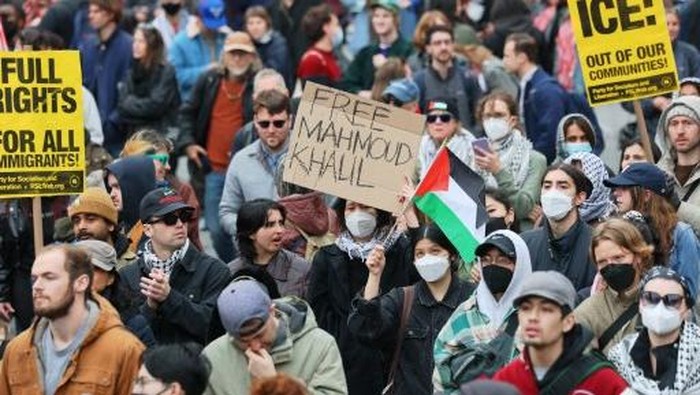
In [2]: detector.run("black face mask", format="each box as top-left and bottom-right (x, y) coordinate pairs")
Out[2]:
(482, 265), (513, 295)
(1, 18), (17, 41)
(162, 3), (182, 16)
(486, 217), (509, 235)
(600, 263), (636, 293)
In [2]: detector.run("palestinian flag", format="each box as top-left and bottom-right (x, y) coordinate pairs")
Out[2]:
(413, 147), (487, 263)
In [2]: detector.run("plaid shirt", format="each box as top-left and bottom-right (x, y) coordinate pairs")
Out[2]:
(433, 295), (521, 394)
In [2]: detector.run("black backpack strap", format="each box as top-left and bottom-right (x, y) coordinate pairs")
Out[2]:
(503, 312), (519, 337)
(598, 303), (638, 351)
(540, 352), (614, 395)
(682, 179), (700, 202)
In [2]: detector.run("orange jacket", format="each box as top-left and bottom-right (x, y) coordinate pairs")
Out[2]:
(0, 295), (144, 394)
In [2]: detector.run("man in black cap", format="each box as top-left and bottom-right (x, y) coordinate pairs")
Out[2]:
(119, 188), (231, 345)
(493, 271), (634, 394)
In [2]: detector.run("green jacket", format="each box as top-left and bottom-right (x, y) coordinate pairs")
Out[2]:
(340, 38), (413, 93)
(203, 297), (347, 395)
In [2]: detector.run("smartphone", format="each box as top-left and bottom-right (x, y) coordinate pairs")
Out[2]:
(199, 153), (212, 174)
(472, 137), (492, 155)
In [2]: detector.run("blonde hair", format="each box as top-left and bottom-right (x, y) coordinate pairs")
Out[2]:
(591, 218), (655, 273)
(120, 129), (173, 157)
(412, 10), (451, 51)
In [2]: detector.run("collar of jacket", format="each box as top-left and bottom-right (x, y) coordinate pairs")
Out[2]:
(545, 216), (585, 252)
(416, 275), (465, 309)
(242, 251), (291, 282)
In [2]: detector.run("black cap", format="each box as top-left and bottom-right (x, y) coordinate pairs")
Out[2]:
(475, 233), (516, 260)
(139, 188), (193, 222)
(426, 97), (459, 118)
(603, 162), (669, 197)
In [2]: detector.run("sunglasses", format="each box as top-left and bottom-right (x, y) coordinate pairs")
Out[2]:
(426, 114), (453, 124)
(257, 119), (287, 129)
(149, 210), (193, 226)
(641, 291), (685, 309)
(148, 153), (170, 166)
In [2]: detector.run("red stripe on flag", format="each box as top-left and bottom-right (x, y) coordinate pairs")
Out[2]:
(415, 147), (450, 197)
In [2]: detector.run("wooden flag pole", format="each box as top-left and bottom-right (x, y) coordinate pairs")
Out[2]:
(32, 197), (44, 256)
(632, 100), (655, 162)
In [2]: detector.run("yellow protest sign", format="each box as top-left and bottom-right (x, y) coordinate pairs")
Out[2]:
(569, 0), (678, 105)
(0, 51), (84, 198)
(284, 82), (424, 213)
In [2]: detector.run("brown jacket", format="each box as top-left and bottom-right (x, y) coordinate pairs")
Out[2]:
(0, 295), (144, 394)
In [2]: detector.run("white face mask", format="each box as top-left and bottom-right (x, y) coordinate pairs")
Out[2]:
(540, 189), (574, 221)
(345, 211), (377, 239)
(641, 302), (684, 335)
(483, 117), (511, 141)
(415, 254), (450, 282)
(332, 27), (344, 48)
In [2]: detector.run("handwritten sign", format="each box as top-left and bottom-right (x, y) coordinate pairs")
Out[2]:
(569, 0), (678, 105)
(284, 82), (424, 213)
(0, 51), (84, 198)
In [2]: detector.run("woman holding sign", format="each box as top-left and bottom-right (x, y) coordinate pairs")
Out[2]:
(307, 197), (419, 395)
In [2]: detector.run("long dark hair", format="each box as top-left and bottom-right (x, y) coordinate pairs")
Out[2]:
(135, 24), (165, 70)
(236, 199), (287, 261)
(413, 223), (460, 271)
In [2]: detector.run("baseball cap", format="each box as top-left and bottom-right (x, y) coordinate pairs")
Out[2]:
(426, 97), (459, 117)
(475, 233), (516, 260)
(513, 271), (577, 313)
(75, 240), (117, 272)
(68, 187), (118, 225)
(369, 0), (400, 14)
(139, 188), (193, 223)
(217, 279), (272, 339)
(198, 0), (227, 30)
(603, 162), (669, 197)
(223, 31), (256, 53)
(382, 78), (419, 105)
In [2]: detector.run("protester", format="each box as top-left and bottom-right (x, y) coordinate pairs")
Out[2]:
(244, 6), (292, 89)
(81, 0), (133, 156)
(679, 76), (700, 97)
(307, 198), (418, 395)
(414, 25), (480, 130)
(502, 32), (568, 163)
(555, 113), (604, 163)
(341, 0), (413, 96)
(69, 187), (137, 269)
(655, 95), (700, 234)
(168, 0), (230, 101)
(381, 78), (421, 112)
(493, 271), (634, 394)
(574, 218), (655, 353)
(119, 188), (231, 345)
(607, 267), (700, 394)
(203, 279), (347, 394)
(457, 44), (519, 100)
(219, 89), (291, 251)
(407, 9), (452, 73)
(133, 343), (211, 395)
(0, 244), (144, 394)
(418, 98), (478, 179)
(474, 91), (547, 231)
(485, 189), (521, 234)
(229, 199), (311, 298)
(434, 230), (532, 393)
(563, 152), (616, 224)
(250, 374), (309, 395)
(151, 0), (189, 49)
(606, 162), (700, 294)
(520, 164), (596, 291)
(619, 138), (662, 171)
(348, 223), (472, 395)
(117, 24), (181, 139)
(297, 4), (343, 86)
(179, 31), (259, 262)
(370, 57), (407, 101)
(481, 0), (545, 61)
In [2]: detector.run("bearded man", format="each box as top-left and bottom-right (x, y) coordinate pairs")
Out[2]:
(179, 31), (260, 262)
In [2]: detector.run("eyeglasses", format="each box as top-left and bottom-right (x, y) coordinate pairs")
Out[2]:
(149, 210), (193, 226)
(426, 114), (453, 124)
(478, 256), (513, 267)
(641, 291), (685, 309)
(257, 119), (287, 129)
(148, 153), (169, 166)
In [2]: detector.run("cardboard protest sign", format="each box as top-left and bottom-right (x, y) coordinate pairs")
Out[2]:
(569, 0), (678, 105)
(284, 82), (424, 213)
(0, 51), (84, 198)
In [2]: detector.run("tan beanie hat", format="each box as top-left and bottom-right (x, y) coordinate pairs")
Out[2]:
(68, 187), (118, 225)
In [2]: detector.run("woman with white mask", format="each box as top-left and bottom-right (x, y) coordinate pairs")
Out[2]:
(473, 92), (547, 231)
(348, 223), (472, 395)
(608, 267), (700, 394)
(307, 199), (419, 395)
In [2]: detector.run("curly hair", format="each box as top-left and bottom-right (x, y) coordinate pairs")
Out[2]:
(591, 218), (655, 274)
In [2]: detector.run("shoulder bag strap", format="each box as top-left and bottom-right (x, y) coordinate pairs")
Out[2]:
(540, 353), (613, 395)
(503, 312), (519, 336)
(598, 302), (639, 351)
(682, 178), (700, 202)
(385, 286), (415, 390)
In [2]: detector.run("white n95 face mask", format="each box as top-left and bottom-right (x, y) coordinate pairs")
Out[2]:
(415, 254), (450, 282)
(641, 303), (684, 335)
(345, 211), (377, 239)
(483, 118), (511, 141)
(540, 189), (574, 221)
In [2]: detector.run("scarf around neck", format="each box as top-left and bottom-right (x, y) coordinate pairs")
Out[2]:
(142, 239), (189, 276)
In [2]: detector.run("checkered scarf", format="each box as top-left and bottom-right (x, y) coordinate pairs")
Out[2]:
(142, 239), (189, 276)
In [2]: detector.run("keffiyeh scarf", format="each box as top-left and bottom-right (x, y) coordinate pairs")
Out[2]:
(142, 239), (190, 276)
(335, 228), (402, 261)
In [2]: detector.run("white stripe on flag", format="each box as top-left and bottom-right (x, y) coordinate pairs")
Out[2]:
(431, 178), (485, 243)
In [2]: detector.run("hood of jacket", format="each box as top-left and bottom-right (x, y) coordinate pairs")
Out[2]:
(555, 113), (597, 161)
(475, 229), (533, 327)
(655, 95), (700, 158)
(279, 192), (330, 236)
(269, 296), (320, 365)
(105, 156), (155, 231)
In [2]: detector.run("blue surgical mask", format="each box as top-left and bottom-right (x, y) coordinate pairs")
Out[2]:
(564, 142), (592, 155)
(332, 27), (344, 48)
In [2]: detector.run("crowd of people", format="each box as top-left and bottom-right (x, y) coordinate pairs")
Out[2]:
(1, 0), (700, 394)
